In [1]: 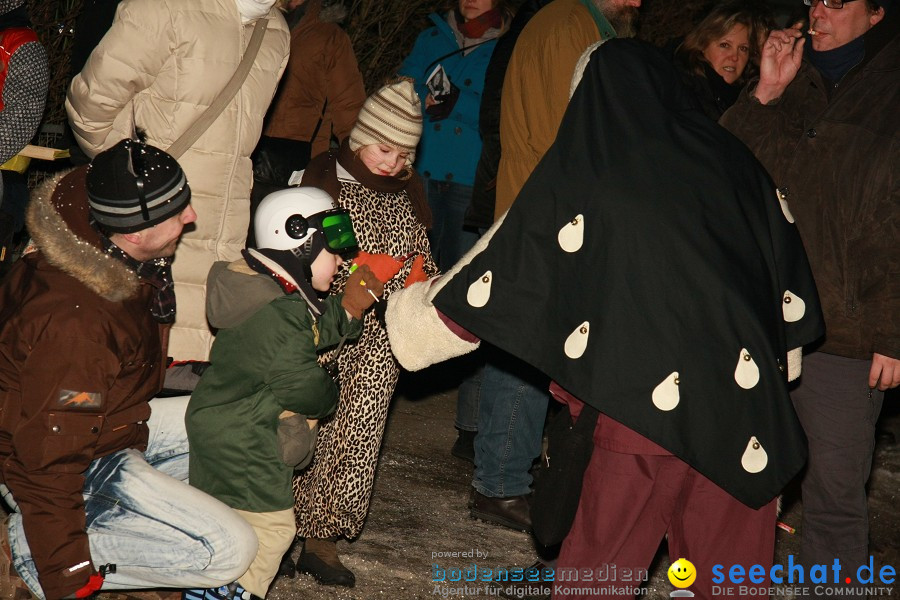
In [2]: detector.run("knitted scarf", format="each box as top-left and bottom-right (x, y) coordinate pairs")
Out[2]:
(100, 234), (176, 323)
(456, 8), (502, 39)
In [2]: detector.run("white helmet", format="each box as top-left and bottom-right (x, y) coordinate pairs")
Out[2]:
(254, 187), (342, 251)
(245, 187), (357, 316)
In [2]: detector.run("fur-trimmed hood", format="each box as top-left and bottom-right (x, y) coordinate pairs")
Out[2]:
(26, 168), (139, 302)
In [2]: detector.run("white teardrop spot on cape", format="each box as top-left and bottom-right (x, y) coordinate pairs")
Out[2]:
(652, 371), (680, 411)
(564, 322), (590, 359)
(782, 290), (806, 323)
(467, 271), (492, 308)
(734, 348), (760, 389)
(741, 436), (768, 473)
(558, 214), (584, 253)
(776, 189), (795, 223)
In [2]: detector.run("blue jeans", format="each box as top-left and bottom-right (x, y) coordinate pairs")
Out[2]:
(4, 396), (257, 597)
(425, 179), (480, 273)
(456, 367), (482, 432)
(426, 182), (482, 432)
(472, 352), (550, 498)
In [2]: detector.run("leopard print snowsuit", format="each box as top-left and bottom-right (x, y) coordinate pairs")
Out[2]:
(292, 166), (438, 539)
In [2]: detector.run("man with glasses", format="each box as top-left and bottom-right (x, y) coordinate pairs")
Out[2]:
(722, 0), (898, 596)
(0, 140), (258, 599)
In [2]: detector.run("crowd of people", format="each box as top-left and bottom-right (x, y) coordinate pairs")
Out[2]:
(0, 0), (896, 599)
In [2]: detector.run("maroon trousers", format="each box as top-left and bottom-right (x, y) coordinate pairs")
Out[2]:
(554, 420), (778, 600)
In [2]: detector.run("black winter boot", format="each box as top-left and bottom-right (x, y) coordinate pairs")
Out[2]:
(296, 537), (355, 587)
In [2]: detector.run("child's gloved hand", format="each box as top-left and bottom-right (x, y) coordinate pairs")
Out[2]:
(352, 251), (402, 283)
(342, 264), (384, 319)
(403, 254), (428, 287)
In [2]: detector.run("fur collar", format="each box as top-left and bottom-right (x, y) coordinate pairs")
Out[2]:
(26, 169), (139, 302)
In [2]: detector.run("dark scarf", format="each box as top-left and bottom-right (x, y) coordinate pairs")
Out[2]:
(678, 61), (741, 121)
(302, 139), (432, 229)
(456, 8), (502, 39)
(806, 33), (865, 84)
(0, 5), (31, 30)
(100, 235), (176, 324)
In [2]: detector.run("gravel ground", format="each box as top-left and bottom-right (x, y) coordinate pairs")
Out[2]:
(256, 371), (900, 600)
(27, 366), (886, 600)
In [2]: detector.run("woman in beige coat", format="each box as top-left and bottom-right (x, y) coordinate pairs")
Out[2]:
(66, 0), (290, 365)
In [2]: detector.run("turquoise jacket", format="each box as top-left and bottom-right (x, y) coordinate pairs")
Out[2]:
(186, 261), (362, 512)
(399, 12), (499, 186)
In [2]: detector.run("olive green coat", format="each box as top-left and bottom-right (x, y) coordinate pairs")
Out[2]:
(186, 261), (361, 512)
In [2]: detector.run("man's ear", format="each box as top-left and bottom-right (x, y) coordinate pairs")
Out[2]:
(870, 7), (885, 27)
(121, 231), (143, 246)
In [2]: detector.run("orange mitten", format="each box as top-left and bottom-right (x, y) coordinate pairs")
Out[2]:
(353, 251), (402, 283)
(403, 254), (428, 287)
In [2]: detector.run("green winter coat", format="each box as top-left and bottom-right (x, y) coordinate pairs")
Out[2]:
(186, 260), (362, 512)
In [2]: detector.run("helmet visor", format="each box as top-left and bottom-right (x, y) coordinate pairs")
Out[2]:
(313, 209), (359, 256)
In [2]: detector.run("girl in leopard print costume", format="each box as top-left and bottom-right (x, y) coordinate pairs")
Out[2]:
(289, 79), (438, 587)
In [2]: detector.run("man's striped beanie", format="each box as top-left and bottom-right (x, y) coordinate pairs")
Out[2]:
(86, 138), (191, 233)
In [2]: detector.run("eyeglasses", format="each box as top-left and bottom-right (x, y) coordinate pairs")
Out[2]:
(125, 139), (151, 221)
(803, 0), (859, 8)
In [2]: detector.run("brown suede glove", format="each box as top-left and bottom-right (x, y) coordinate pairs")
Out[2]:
(342, 264), (384, 320)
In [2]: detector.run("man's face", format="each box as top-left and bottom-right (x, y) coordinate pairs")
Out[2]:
(809, 1), (884, 52)
(598, 0), (641, 38)
(136, 205), (197, 260)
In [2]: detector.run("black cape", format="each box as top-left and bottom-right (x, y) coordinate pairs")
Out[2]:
(433, 39), (824, 508)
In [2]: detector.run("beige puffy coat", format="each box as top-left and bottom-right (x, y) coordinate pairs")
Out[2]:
(66, 0), (290, 361)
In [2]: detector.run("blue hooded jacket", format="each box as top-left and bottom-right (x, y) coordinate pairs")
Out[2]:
(399, 12), (500, 186)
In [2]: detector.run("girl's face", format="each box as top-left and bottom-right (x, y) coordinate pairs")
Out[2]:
(458, 0), (495, 21)
(702, 23), (751, 85)
(309, 249), (343, 292)
(358, 144), (409, 177)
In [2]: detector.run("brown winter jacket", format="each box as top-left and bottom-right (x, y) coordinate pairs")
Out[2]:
(721, 15), (899, 361)
(494, 0), (605, 219)
(0, 169), (167, 598)
(262, 0), (366, 158)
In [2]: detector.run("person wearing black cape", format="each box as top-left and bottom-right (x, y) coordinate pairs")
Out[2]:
(385, 38), (825, 599)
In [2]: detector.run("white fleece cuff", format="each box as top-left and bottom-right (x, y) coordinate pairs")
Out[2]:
(787, 347), (802, 382)
(385, 281), (480, 371)
(384, 214), (509, 370)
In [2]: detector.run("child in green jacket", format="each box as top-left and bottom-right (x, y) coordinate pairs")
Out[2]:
(184, 187), (383, 600)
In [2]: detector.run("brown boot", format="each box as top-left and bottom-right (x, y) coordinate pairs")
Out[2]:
(296, 537), (355, 587)
(0, 517), (37, 599)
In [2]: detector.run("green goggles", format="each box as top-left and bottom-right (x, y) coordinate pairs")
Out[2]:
(311, 209), (359, 256)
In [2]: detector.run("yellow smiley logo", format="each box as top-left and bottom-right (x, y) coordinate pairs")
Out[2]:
(667, 558), (697, 588)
